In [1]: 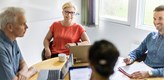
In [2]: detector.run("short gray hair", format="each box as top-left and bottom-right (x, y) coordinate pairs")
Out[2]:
(0, 7), (25, 30)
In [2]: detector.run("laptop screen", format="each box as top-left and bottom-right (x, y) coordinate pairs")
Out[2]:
(38, 54), (74, 80)
(70, 45), (91, 63)
(69, 66), (91, 80)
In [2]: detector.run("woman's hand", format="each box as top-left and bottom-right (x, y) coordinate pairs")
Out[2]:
(44, 48), (51, 59)
(65, 43), (76, 48)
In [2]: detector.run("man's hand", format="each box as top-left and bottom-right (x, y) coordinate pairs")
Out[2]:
(17, 59), (28, 80)
(17, 71), (28, 80)
(123, 57), (133, 65)
(26, 67), (38, 79)
(131, 71), (150, 79)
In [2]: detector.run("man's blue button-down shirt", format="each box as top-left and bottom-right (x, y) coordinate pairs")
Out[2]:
(0, 30), (23, 80)
(129, 32), (164, 77)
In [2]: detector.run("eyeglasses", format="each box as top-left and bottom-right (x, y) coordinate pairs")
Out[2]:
(64, 11), (75, 15)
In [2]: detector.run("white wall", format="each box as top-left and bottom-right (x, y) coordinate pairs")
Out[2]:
(86, 20), (150, 57)
(0, 0), (81, 66)
(0, 0), (81, 23)
(0, 0), (151, 67)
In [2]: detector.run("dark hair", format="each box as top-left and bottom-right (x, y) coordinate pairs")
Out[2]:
(154, 5), (164, 12)
(88, 40), (119, 78)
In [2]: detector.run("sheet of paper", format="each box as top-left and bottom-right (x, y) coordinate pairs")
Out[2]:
(70, 67), (91, 80)
(118, 61), (153, 77)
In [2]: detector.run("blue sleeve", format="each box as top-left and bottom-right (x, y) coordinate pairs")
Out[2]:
(0, 50), (15, 80)
(152, 68), (164, 77)
(129, 33), (151, 61)
(15, 41), (23, 61)
(18, 47), (23, 62)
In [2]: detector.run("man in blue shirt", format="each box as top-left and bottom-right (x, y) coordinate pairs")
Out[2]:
(0, 7), (37, 80)
(124, 5), (164, 79)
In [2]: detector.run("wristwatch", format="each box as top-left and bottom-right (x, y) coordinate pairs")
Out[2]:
(75, 42), (78, 46)
(148, 70), (153, 76)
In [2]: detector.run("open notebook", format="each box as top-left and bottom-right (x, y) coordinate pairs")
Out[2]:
(118, 61), (153, 78)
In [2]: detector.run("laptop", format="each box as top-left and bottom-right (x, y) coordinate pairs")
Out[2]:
(37, 54), (73, 80)
(70, 45), (91, 63)
(69, 66), (91, 80)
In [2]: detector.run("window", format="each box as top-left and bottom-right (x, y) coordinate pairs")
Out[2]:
(143, 0), (164, 26)
(100, 0), (129, 22)
(99, 0), (164, 31)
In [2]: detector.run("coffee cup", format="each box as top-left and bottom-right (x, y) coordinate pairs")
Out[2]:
(58, 53), (66, 62)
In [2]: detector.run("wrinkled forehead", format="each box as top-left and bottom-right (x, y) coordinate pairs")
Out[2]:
(16, 14), (26, 23)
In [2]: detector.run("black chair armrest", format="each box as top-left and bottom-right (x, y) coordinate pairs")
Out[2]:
(41, 41), (53, 61)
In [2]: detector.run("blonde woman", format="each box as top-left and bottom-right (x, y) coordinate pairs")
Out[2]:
(43, 2), (90, 60)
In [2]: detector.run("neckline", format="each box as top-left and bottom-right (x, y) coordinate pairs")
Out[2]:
(157, 32), (164, 39)
(60, 21), (75, 27)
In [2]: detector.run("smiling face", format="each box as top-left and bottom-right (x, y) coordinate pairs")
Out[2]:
(62, 7), (75, 22)
(153, 11), (164, 34)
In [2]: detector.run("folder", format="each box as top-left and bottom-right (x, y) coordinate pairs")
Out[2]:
(118, 61), (153, 78)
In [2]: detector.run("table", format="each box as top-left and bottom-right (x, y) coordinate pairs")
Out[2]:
(29, 57), (164, 80)
(29, 57), (67, 80)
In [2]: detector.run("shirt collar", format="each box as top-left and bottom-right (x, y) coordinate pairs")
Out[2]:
(0, 30), (15, 45)
(158, 32), (164, 39)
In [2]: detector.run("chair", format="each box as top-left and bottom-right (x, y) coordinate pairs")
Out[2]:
(41, 41), (53, 61)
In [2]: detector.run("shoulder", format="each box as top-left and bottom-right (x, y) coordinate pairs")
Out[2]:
(51, 21), (61, 26)
(147, 32), (158, 37)
(149, 32), (157, 35)
(145, 32), (158, 40)
(0, 42), (8, 62)
(73, 23), (83, 27)
(50, 21), (62, 31)
(53, 21), (61, 24)
(0, 41), (6, 51)
(73, 23), (85, 30)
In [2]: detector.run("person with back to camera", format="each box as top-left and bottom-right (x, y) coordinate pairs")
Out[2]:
(43, 1), (90, 60)
(88, 40), (119, 80)
(124, 5), (164, 78)
(0, 7), (37, 80)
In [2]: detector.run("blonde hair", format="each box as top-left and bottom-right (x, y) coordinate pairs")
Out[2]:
(0, 7), (25, 30)
(62, 1), (76, 11)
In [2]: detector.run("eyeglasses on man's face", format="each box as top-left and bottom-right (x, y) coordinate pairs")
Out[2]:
(64, 11), (75, 15)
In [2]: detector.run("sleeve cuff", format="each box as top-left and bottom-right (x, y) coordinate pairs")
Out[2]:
(148, 70), (153, 76)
